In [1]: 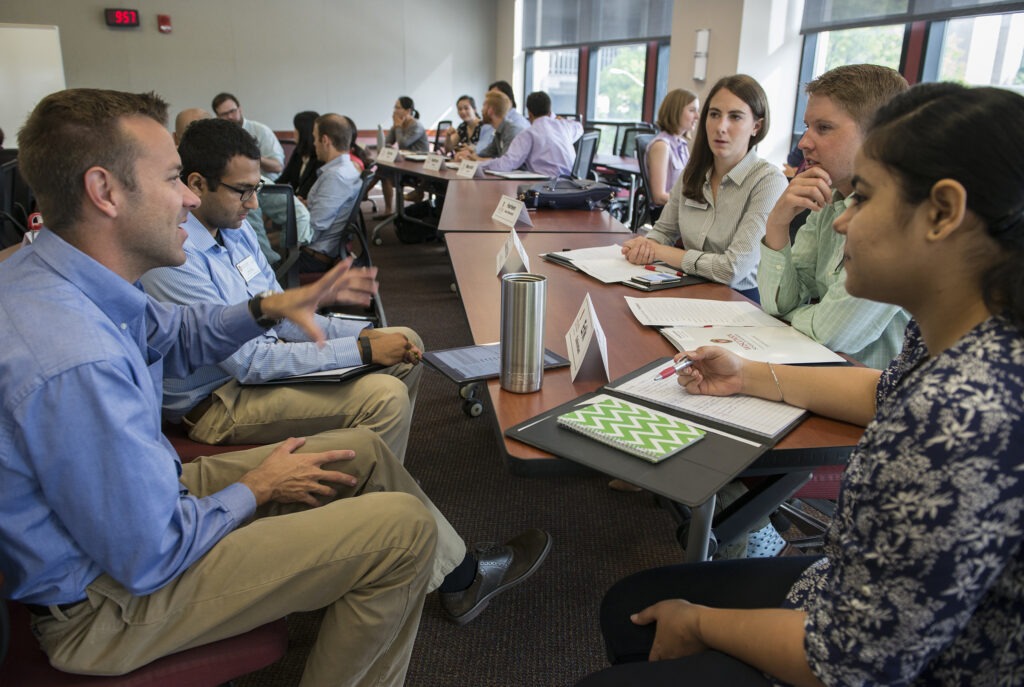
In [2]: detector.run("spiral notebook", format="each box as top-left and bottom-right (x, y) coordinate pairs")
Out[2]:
(556, 396), (706, 463)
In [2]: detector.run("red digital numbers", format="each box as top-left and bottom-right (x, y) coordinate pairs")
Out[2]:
(105, 8), (140, 27)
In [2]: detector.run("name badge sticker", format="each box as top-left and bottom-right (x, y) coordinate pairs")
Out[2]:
(236, 255), (261, 283)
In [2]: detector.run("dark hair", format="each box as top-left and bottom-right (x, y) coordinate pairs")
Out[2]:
(292, 110), (320, 158)
(525, 91), (552, 118)
(343, 115), (373, 169)
(211, 92), (239, 113)
(806, 64), (908, 131)
(178, 118), (260, 189)
(397, 96), (420, 119)
(18, 88), (168, 232)
(457, 94), (477, 113)
(681, 74), (769, 202)
(314, 113), (353, 152)
(489, 80), (517, 109)
(864, 83), (1024, 330)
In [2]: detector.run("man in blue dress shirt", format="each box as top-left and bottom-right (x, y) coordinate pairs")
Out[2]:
(140, 118), (422, 463)
(0, 87), (441, 684)
(296, 113), (363, 272)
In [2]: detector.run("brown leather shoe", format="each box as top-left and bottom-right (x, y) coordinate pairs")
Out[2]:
(439, 529), (552, 625)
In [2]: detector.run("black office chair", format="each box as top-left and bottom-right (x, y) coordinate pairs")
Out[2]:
(312, 171), (387, 327)
(570, 130), (600, 181)
(433, 120), (452, 153)
(632, 133), (659, 229)
(615, 123), (657, 158)
(0, 157), (30, 249)
(258, 184), (301, 290)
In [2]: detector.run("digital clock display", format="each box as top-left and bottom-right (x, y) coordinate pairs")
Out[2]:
(105, 8), (140, 27)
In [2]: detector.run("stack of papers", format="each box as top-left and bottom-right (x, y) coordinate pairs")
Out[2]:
(543, 244), (705, 290)
(625, 297), (785, 327)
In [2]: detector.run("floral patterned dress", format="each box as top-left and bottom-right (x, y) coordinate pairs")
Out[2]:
(782, 317), (1024, 685)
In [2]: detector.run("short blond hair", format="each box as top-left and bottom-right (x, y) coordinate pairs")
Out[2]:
(806, 64), (909, 131)
(484, 91), (511, 119)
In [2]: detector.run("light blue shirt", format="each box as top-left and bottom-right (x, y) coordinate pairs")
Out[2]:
(0, 229), (261, 604)
(306, 153), (361, 258)
(140, 213), (368, 421)
(242, 118), (285, 181)
(480, 115), (583, 178)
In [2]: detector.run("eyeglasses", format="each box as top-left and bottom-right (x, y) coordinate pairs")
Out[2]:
(207, 177), (264, 202)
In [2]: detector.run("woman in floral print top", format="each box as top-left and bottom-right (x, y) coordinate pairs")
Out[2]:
(577, 83), (1024, 687)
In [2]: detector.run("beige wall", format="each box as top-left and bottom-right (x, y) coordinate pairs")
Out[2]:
(668, 0), (803, 165)
(0, 0), (497, 134)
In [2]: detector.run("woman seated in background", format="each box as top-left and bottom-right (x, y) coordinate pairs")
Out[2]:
(645, 88), (699, 213)
(378, 96), (429, 217)
(579, 83), (1024, 687)
(343, 115), (373, 173)
(444, 94), (482, 155)
(277, 110), (322, 200)
(622, 75), (787, 302)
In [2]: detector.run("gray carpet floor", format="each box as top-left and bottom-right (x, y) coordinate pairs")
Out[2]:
(237, 211), (734, 686)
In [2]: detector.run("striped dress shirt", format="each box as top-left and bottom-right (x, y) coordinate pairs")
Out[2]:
(646, 148), (788, 291)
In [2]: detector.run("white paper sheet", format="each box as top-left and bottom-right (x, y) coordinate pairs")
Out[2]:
(660, 326), (845, 364)
(625, 297), (787, 327)
(610, 368), (806, 439)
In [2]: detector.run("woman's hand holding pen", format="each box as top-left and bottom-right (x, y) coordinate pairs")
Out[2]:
(675, 348), (745, 397)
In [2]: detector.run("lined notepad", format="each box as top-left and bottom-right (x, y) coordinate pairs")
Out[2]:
(557, 397), (706, 462)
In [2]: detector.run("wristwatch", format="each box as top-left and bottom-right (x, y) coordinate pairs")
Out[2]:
(248, 290), (282, 328)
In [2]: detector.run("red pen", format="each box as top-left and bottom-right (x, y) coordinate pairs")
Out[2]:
(645, 265), (684, 277)
(653, 356), (694, 381)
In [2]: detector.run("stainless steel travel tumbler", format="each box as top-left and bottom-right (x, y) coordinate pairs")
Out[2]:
(499, 273), (547, 393)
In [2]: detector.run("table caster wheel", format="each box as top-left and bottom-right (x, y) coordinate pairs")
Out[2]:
(462, 399), (483, 417)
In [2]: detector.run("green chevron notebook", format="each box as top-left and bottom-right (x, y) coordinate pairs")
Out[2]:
(556, 397), (706, 463)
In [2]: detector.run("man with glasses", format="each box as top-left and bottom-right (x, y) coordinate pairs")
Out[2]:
(212, 92), (284, 181)
(140, 118), (423, 462)
(294, 113), (363, 272)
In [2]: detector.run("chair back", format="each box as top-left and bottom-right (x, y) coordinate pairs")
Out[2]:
(633, 133), (657, 228)
(617, 124), (657, 157)
(433, 121), (452, 153)
(0, 572), (8, 669)
(259, 184), (300, 290)
(571, 130), (600, 181)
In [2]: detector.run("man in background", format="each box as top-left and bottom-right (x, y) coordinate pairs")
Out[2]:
(455, 90), (527, 163)
(212, 92), (284, 180)
(297, 113), (363, 271)
(479, 91), (583, 178)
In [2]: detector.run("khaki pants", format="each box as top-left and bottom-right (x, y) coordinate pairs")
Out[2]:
(32, 428), (466, 686)
(187, 326), (422, 463)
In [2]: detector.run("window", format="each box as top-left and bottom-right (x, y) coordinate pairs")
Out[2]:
(590, 44), (647, 121)
(811, 24), (905, 75)
(526, 49), (580, 116)
(932, 11), (1024, 92)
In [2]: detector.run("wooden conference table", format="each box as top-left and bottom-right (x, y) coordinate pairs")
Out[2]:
(445, 231), (863, 560)
(371, 156), (507, 243)
(439, 179), (632, 234)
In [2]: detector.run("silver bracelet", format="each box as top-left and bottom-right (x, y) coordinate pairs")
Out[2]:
(767, 362), (785, 403)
